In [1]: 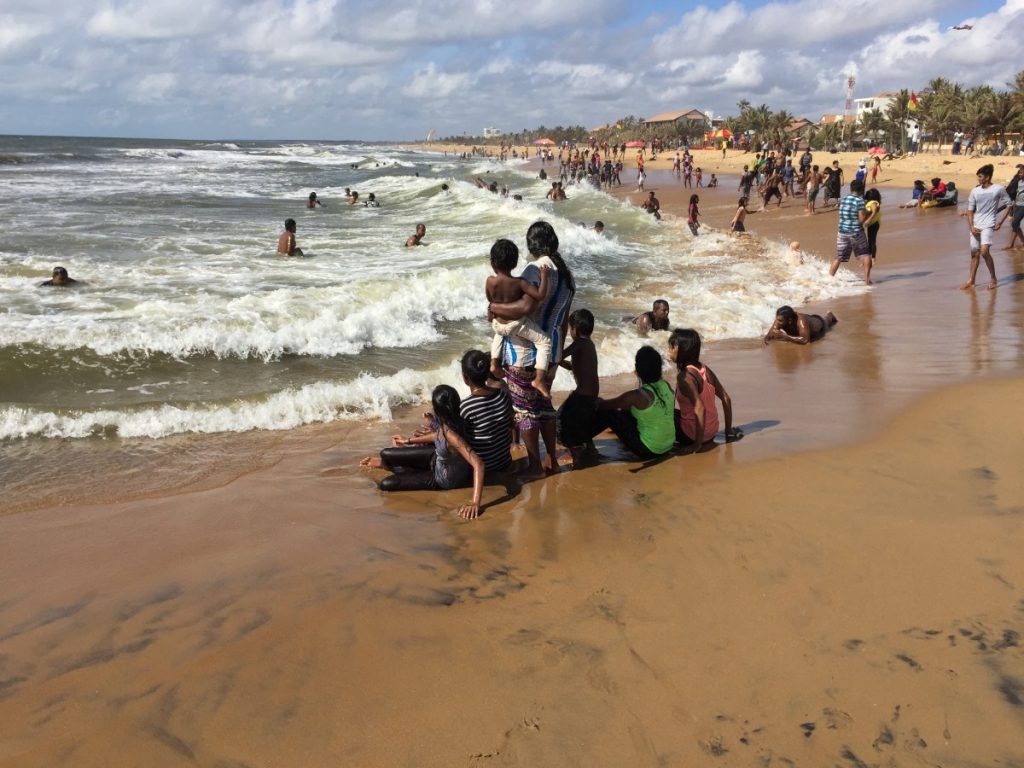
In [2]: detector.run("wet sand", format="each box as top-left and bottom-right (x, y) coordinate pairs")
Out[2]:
(2, 176), (1024, 766)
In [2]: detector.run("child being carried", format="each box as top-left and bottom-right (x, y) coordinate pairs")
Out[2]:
(486, 238), (553, 399)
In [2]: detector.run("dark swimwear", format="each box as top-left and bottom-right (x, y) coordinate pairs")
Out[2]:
(808, 314), (827, 342)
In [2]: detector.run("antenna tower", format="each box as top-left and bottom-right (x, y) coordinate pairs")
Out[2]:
(843, 75), (856, 143)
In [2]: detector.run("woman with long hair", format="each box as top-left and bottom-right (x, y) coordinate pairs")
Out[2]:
(667, 329), (741, 451)
(361, 384), (486, 519)
(488, 221), (576, 478)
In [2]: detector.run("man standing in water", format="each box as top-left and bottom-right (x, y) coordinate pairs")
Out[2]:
(963, 164), (1012, 290)
(829, 179), (871, 284)
(277, 218), (303, 256)
(406, 223), (427, 247)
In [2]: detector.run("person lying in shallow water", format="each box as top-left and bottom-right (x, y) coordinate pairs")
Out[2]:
(763, 305), (838, 345)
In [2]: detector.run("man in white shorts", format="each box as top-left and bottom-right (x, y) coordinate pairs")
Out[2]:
(963, 164), (1012, 290)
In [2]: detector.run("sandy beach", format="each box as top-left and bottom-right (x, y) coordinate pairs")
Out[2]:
(2, 149), (1024, 767)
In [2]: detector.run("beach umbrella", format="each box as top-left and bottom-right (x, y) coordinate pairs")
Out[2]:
(867, 146), (887, 157)
(533, 138), (555, 146)
(711, 128), (733, 139)
(625, 140), (646, 148)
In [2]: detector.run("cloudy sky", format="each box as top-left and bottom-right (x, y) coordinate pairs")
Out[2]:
(0, 0), (1018, 141)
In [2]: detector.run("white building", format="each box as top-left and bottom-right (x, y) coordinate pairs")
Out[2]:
(482, 126), (503, 138)
(854, 93), (896, 118)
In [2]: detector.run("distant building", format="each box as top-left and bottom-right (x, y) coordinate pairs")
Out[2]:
(819, 114), (856, 126)
(482, 127), (503, 138)
(644, 109), (709, 129)
(854, 93), (896, 118)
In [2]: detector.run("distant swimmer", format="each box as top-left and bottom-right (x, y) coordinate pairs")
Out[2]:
(277, 218), (303, 256)
(40, 266), (78, 287)
(348, 191), (360, 205)
(763, 305), (837, 345)
(364, 192), (380, 207)
(306, 192), (322, 208)
(406, 223), (427, 247)
(633, 299), (670, 333)
(593, 221), (605, 234)
(474, 177), (498, 193)
(344, 187), (352, 200)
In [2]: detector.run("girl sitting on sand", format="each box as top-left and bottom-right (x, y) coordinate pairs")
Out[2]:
(360, 385), (485, 519)
(592, 346), (675, 460)
(668, 329), (742, 452)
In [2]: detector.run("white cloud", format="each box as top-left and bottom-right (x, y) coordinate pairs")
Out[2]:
(0, 0), (1017, 139)
(402, 63), (471, 98)
(87, 0), (226, 39)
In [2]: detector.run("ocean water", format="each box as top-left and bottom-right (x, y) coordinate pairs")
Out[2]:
(0, 136), (866, 442)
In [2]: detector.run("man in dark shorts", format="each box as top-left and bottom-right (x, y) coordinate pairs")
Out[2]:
(763, 306), (838, 344)
(641, 190), (661, 220)
(761, 170), (783, 207)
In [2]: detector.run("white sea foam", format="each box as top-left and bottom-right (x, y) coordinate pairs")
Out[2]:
(0, 139), (870, 441)
(0, 363), (463, 440)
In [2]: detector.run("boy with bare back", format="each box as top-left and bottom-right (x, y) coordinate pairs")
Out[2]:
(486, 239), (553, 398)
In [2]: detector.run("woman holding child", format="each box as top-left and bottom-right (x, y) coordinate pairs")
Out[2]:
(489, 221), (576, 478)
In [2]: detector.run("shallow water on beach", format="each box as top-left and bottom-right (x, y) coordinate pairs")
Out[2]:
(0, 136), (868, 443)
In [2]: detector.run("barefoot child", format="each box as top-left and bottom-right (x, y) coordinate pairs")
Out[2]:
(556, 309), (600, 468)
(485, 239), (553, 398)
(730, 197), (755, 233)
(688, 194), (700, 235)
(667, 328), (742, 452)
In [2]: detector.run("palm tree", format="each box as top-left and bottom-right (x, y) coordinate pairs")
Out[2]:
(769, 110), (794, 149)
(858, 109), (885, 147)
(884, 90), (911, 153)
(815, 122), (842, 151)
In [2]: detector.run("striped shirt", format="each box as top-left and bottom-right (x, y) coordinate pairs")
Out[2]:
(838, 194), (865, 233)
(460, 387), (513, 473)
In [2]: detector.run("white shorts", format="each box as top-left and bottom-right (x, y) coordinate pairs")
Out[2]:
(969, 227), (994, 250)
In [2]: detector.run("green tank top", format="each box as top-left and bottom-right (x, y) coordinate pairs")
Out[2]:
(631, 380), (675, 455)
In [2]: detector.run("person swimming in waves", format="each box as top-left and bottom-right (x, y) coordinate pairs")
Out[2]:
(406, 223), (427, 247)
(633, 299), (670, 333)
(40, 266), (79, 286)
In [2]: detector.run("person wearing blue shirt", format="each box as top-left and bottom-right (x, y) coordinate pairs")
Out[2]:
(829, 179), (872, 285)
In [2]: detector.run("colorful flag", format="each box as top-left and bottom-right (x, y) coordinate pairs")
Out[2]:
(909, 92), (919, 111)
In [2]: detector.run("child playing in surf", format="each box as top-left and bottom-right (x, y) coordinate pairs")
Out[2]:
(668, 328), (742, 452)
(688, 194), (701, 235)
(730, 197), (755, 233)
(485, 238), (553, 399)
(557, 308), (600, 469)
